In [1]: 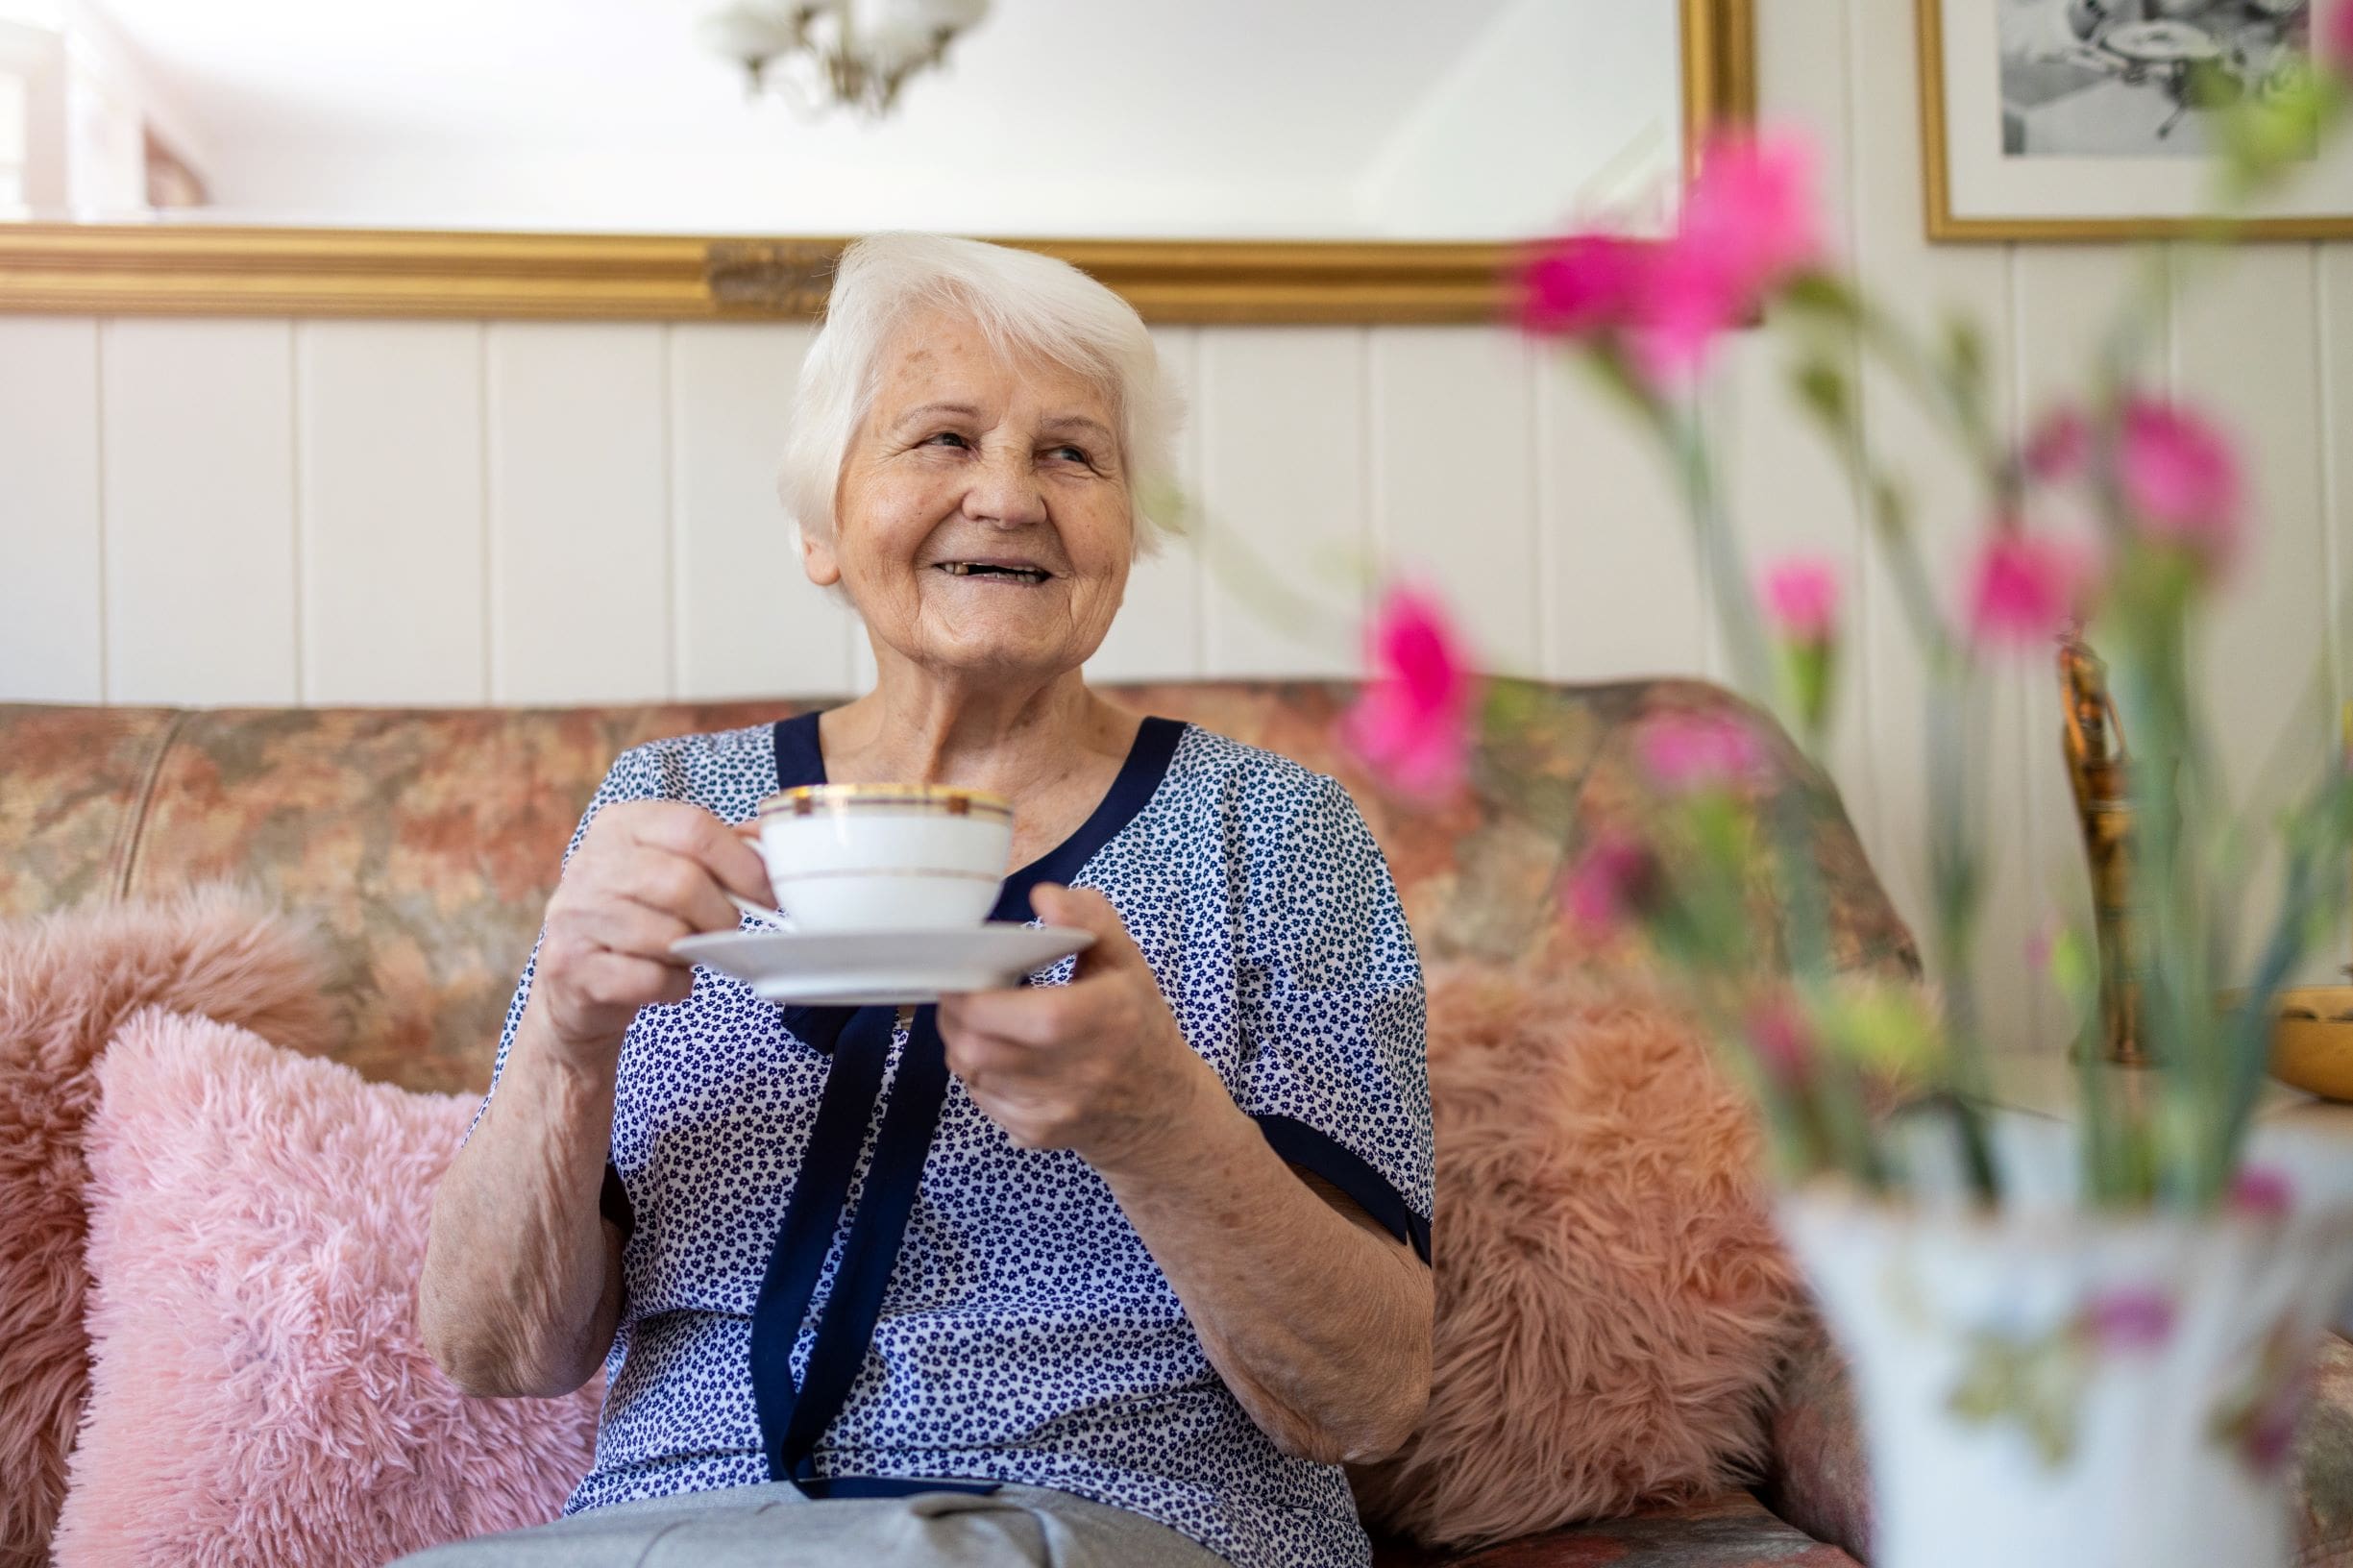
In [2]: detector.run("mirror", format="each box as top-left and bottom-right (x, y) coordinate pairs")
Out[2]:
(0, 0), (1752, 321)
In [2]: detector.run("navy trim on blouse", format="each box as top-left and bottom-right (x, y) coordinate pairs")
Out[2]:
(1254, 1114), (1434, 1266)
(746, 709), (1185, 1491)
(598, 1164), (635, 1241)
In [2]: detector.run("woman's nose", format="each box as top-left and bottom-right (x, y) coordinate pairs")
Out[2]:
(961, 447), (1047, 527)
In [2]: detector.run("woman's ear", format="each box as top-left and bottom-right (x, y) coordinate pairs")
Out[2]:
(800, 525), (843, 588)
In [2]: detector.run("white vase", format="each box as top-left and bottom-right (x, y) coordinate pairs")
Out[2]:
(1778, 1147), (2353, 1568)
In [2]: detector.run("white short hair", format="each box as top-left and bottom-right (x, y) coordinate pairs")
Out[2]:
(779, 233), (1183, 556)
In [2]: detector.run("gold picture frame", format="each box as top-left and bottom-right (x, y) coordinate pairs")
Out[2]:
(1919, 0), (2353, 242)
(0, 0), (1755, 325)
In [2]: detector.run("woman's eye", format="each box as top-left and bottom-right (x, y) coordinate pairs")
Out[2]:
(1046, 445), (1090, 464)
(923, 431), (969, 450)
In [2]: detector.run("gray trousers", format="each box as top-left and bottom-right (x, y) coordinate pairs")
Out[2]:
(385, 1481), (1231, 1568)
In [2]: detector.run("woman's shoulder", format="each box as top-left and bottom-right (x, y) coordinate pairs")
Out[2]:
(1162, 723), (1366, 841)
(596, 720), (781, 821)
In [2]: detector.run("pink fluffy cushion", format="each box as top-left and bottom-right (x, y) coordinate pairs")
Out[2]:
(52, 1009), (600, 1568)
(1351, 966), (1808, 1550)
(0, 889), (339, 1568)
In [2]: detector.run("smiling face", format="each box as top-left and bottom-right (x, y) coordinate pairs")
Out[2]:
(806, 305), (1134, 684)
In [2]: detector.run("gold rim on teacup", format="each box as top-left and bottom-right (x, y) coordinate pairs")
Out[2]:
(755, 783), (1015, 821)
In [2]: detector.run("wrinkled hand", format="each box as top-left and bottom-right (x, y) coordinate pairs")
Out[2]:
(529, 801), (772, 1072)
(938, 883), (1222, 1174)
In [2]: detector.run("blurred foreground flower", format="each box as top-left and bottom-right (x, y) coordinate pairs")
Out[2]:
(1637, 711), (1772, 795)
(2022, 407), (2091, 484)
(1968, 532), (2093, 649)
(1762, 556), (1840, 732)
(1639, 132), (1826, 380)
(2120, 398), (2243, 576)
(1338, 583), (1476, 802)
(1517, 130), (1826, 383)
(1560, 832), (1660, 942)
(1517, 235), (1647, 337)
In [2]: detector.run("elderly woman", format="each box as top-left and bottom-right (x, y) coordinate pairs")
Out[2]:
(408, 233), (1433, 1568)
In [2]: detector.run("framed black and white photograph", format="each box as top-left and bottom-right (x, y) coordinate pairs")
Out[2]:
(1921, 0), (2353, 238)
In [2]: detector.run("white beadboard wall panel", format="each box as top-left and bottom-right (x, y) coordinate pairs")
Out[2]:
(2327, 249), (2353, 722)
(1847, 0), (2044, 1051)
(667, 322), (852, 699)
(101, 319), (299, 705)
(1366, 328), (1540, 676)
(296, 321), (485, 705)
(1089, 326), (1205, 683)
(2324, 249), (2352, 979)
(2172, 248), (2334, 977)
(1534, 352), (1708, 684)
(485, 323), (672, 704)
(0, 317), (103, 701)
(1195, 328), (1367, 679)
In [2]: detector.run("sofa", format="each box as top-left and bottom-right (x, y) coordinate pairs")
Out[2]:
(0, 674), (2228, 1565)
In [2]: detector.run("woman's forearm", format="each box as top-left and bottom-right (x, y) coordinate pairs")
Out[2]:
(1094, 1064), (1434, 1465)
(418, 1005), (624, 1398)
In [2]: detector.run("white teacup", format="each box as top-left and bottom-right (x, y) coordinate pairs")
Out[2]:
(751, 784), (1013, 933)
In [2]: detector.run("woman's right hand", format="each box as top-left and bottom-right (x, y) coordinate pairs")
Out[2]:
(527, 802), (772, 1071)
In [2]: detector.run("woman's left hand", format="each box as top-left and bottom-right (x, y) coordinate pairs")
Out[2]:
(938, 883), (1221, 1174)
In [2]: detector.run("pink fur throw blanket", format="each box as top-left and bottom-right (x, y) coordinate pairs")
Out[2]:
(0, 890), (338, 1568)
(52, 1008), (601, 1568)
(1350, 966), (1809, 1549)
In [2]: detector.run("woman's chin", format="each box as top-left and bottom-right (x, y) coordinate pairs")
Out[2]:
(904, 633), (1095, 682)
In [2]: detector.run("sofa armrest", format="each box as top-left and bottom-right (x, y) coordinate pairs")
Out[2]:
(2299, 1334), (2353, 1566)
(1757, 1322), (1872, 1561)
(1759, 1324), (2353, 1568)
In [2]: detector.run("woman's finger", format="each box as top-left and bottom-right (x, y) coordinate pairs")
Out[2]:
(631, 807), (774, 907)
(938, 983), (1094, 1049)
(1028, 884), (1142, 978)
(565, 894), (699, 964)
(602, 841), (743, 935)
(574, 950), (693, 1012)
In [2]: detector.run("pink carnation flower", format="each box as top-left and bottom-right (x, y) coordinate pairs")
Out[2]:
(1763, 557), (1840, 645)
(1746, 994), (1814, 1085)
(2326, 0), (2353, 77)
(1636, 712), (1771, 794)
(1967, 531), (2092, 649)
(1636, 132), (1826, 381)
(1517, 234), (1648, 338)
(1339, 583), (1476, 802)
(1514, 130), (1827, 383)
(2022, 406), (2091, 483)
(2120, 397), (2244, 576)
(1561, 832), (1659, 941)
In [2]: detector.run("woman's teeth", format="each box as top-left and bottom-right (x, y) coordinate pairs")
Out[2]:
(938, 562), (1049, 583)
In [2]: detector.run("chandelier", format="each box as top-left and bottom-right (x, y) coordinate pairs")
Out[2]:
(699, 0), (993, 119)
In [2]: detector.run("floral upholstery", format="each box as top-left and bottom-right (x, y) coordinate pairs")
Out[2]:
(0, 678), (1914, 1098)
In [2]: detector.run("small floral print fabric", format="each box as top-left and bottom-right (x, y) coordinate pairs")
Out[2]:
(472, 714), (1433, 1568)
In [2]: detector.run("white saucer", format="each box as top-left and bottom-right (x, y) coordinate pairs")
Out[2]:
(672, 922), (1095, 1007)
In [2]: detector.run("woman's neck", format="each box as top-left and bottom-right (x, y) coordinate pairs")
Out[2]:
(819, 659), (1134, 806)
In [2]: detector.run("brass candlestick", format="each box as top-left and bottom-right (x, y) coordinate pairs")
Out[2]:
(2059, 631), (2149, 1066)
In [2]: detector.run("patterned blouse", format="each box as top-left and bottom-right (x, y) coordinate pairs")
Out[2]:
(473, 711), (1434, 1568)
